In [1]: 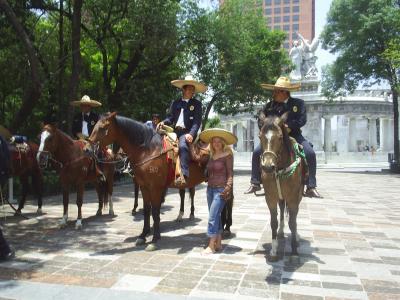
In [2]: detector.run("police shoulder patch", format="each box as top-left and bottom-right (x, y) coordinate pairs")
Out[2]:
(293, 106), (298, 112)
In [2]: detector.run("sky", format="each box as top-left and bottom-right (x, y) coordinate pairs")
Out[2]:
(198, 0), (336, 76)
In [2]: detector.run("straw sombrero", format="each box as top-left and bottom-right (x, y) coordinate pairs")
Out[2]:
(0, 124), (12, 140)
(70, 95), (102, 107)
(171, 75), (207, 94)
(199, 128), (238, 145)
(261, 76), (301, 91)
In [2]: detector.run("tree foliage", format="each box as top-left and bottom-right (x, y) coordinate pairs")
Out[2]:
(321, 0), (400, 162)
(0, 0), (288, 137)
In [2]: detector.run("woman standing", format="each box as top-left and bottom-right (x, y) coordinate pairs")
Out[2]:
(199, 128), (237, 254)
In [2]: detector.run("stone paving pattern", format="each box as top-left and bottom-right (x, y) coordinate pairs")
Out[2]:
(0, 169), (399, 299)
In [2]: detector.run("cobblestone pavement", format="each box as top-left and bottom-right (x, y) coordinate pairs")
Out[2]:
(0, 168), (399, 300)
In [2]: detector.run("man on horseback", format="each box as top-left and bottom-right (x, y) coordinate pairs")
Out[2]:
(245, 77), (322, 198)
(70, 95), (105, 182)
(157, 75), (207, 186)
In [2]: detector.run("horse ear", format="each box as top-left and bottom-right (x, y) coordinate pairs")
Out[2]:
(109, 112), (117, 119)
(280, 112), (289, 124)
(257, 110), (266, 130)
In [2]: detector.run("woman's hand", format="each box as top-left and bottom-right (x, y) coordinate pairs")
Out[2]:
(220, 185), (232, 201)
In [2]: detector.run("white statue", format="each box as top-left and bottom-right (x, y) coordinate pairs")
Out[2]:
(289, 40), (303, 81)
(289, 32), (320, 80)
(297, 32), (319, 79)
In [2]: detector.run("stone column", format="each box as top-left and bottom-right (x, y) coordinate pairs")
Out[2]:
(236, 122), (244, 152)
(380, 118), (390, 151)
(323, 116), (332, 152)
(389, 119), (394, 151)
(254, 120), (260, 149)
(368, 117), (377, 148)
(336, 115), (349, 152)
(348, 117), (357, 152)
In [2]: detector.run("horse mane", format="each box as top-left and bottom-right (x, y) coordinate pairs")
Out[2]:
(114, 115), (160, 148)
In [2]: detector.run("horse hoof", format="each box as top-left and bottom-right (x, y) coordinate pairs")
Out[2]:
(36, 208), (43, 215)
(132, 210), (136, 216)
(189, 214), (195, 220)
(268, 255), (279, 262)
(145, 243), (158, 252)
(96, 210), (102, 216)
(14, 210), (22, 216)
(135, 238), (146, 246)
(223, 229), (231, 238)
(59, 223), (67, 229)
(288, 255), (300, 264)
(277, 232), (284, 239)
(176, 213), (183, 222)
(109, 210), (115, 216)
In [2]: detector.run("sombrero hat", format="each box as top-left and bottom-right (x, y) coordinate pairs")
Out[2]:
(70, 95), (102, 108)
(261, 76), (301, 91)
(171, 75), (207, 94)
(199, 128), (238, 145)
(0, 124), (12, 140)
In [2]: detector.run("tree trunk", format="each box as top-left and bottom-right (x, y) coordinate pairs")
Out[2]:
(58, 0), (67, 130)
(67, 0), (83, 134)
(0, 0), (42, 132)
(201, 91), (222, 131)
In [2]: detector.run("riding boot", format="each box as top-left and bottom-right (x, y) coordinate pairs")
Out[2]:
(95, 164), (106, 182)
(174, 156), (186, 186)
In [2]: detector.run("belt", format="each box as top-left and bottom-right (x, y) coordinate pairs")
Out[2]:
(175, 126), (187, 131)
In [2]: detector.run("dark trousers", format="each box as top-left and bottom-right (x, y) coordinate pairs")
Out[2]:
(0, 228), (11, 259)
(251, 135), (317, 188)
(177, 130), (190, 178)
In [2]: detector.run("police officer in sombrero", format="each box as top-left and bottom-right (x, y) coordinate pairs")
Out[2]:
(71, 95), (102, 140)
(157, 75), (207, 186)
(70, 95), (105, 181)
(244, 76), (322, 198)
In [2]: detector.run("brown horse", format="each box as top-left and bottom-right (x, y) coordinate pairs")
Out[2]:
(37, 124), (115, 229)
(8, 141), (43, 215)
(258, 112), (305, 261)
(89, 113), (209, 251)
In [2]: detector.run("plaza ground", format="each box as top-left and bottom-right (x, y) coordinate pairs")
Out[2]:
(0, 165), (399, 300)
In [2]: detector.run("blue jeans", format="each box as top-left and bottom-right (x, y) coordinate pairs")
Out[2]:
(206, 187), (226, 237)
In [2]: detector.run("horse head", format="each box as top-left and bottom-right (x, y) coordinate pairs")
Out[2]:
(259, 111), (289, 173)
(89, 112), (117, 147)
(37, 124), (58, 168)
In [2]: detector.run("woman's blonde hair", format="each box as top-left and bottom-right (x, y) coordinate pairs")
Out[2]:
(209, 137), (233, 158)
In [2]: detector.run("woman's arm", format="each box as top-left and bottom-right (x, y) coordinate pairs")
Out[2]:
(220, 154), (233, 201)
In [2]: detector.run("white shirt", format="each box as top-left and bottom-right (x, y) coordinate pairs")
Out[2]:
(82, 113), (89, 137)
(175, 98), (190, 128)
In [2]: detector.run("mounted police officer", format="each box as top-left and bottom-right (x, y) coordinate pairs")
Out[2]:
(157, 75), (207, 186)
(245, 77), (322, 198)
(71, 95), (101, 140)
(70, 95), (105, 181)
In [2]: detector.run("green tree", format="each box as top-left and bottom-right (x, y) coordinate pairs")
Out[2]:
(184, 0), (289, 130)
(321, 0), (400, 167)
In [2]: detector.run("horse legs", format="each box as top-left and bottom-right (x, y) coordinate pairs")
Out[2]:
(269, 206), (279, 261)
(15, 175), (29, 215)
(75, 185), (84, 230)
(32, 172), (43, 214)
(132, 181), (139, 215)
(222, 197), (233, 235)
(176, 189), (185, 222)
(59, 188), (69, 228)
(288, 206), (299, 256)
(277, 200), (285, 239)
(189, 187), (195, 219)
(136, 202), (151, 246)
(95, 183), (103, 216)
(145, 204), (161, 251)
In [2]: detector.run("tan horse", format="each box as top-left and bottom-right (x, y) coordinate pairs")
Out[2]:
(89, 112), (209, 251)
(258, 112), (305, 261)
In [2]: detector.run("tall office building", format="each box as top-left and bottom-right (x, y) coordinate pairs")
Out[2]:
(220, 0), (315, 49)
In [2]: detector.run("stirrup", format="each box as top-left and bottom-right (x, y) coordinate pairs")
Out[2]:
(174, 175), (186, 187)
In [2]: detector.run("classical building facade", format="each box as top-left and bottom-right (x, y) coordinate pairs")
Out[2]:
(218, 86), (394, 163)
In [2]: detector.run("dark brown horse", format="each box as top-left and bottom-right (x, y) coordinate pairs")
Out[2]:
(8, 141), (43, 215)
(89, 113), (209, 251)
(37, 124), (115, 229)
(258, 112), (305, 261)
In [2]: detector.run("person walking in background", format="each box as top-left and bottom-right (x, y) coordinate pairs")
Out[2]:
(199, 128), (237, 254)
